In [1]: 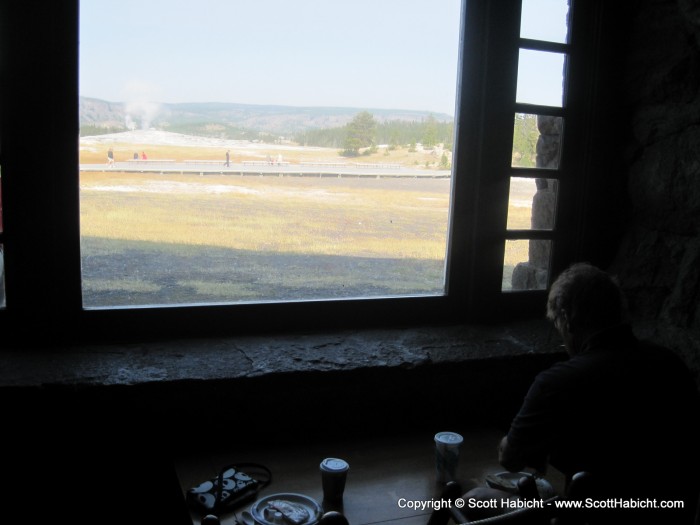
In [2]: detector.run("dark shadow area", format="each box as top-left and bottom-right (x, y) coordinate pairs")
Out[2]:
(1, 387), (191, 525)
(80, 236), (446, 307)
(0, 348), (563, 525)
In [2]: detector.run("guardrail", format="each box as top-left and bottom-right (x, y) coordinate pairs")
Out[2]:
(242, 160), (291, 166)
(300, 162), (350, 168)
(353, 163), (401, 169)
(124, 159), (177, 169)
(81, 162), (452, 178)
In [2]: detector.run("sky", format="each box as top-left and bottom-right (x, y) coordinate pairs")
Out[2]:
(79, 0), (568, 117)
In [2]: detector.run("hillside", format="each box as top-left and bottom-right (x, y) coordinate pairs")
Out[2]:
(79, 96), (454, 138)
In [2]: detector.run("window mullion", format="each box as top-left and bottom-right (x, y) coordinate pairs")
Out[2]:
(514, 103), (565, 118)
(467, 0), (522, 317)
(519, 38), (569, 54)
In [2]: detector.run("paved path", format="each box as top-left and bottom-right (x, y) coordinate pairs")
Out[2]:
(80, 161), (451, 179)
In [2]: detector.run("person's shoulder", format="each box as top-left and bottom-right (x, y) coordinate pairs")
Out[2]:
(532, 346), (629, 395)
(531, 356), (591, 391)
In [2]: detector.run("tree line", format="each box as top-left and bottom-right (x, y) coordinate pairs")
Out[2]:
(294, 112), (455, 156)
(511, 113), (539, 168)
(80, 111), (541, 164)
(294, 111), (541, 162)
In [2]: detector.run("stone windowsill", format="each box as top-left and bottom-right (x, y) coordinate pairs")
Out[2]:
(0, 319), (571, 450)
(0, 319), (562, 389)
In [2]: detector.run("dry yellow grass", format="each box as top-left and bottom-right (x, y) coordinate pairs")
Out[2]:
(80, 171), (531, 272)
(80, 171), (451, 260)
(78, 141), (537, 302)
(81, 172), (530, 265)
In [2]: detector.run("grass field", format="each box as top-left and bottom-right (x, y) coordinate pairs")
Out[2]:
(79, 141), (535, 306)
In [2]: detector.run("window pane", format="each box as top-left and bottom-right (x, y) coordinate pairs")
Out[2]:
(516, 49), (565, 107)
(79, 0), (461, 308)
(507, 177), (557, 230)
(512, 113), (563, 169)
(502, 239), (552, 291)
(520, 0), (571, 43)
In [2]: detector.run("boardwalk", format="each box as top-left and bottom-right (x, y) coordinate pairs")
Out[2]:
(79, 160), (451, 179)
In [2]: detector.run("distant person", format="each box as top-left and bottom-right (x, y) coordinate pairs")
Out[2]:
(277, 153), (283, 165)
(141, 151), (148, 160)
(107, 148), (115, 167)
(133, 152), (139, 160)
(461, 262), (700, 524)
(225, 150), (230, 167)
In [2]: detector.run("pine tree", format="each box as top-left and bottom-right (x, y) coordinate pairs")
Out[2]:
(342, 111), (377, 156)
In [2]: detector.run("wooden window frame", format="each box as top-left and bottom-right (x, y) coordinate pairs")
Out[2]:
(0, 0), (609, 343)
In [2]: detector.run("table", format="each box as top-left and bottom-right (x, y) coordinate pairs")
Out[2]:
(175, 427), (565, 525)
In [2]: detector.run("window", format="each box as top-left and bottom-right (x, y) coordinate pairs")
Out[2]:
(78, 0), (462, 308)
(0, 0), (610, 341)
(504, 0), (570, 292)
(468, 0), (582, 311)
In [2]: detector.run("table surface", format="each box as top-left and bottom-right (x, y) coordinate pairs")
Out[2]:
(175, 427), (566, 525)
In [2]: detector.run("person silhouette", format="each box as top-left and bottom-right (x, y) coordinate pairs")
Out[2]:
(463, 263), (700, 524)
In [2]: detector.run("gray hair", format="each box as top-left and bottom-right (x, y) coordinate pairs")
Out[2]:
(546, 263), (627, 332)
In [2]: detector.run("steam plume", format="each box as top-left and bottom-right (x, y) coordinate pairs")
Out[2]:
(122, 80), (162, 130)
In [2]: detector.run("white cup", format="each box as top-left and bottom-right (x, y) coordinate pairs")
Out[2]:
(434, 431), (463, 483)
(320, 457), (349, 503)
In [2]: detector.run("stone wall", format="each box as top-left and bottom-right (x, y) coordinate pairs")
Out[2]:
(511, 116), (560, 290)
(610, 0), (700, 377)
(511, 1), (700, 380)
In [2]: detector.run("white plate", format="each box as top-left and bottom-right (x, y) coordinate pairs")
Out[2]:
(486, 472), (556, 499)
(250, 493), (323, 525)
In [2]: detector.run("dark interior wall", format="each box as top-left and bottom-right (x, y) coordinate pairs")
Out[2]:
(606, 0), (700, 379)
(3, 3), (699, 522)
